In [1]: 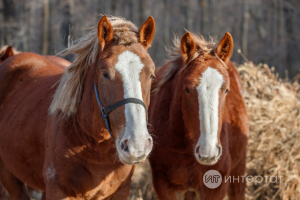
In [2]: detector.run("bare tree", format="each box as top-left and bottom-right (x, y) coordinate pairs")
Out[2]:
(42, 0), (50, 55)
(241, 0), (249, 56)
(163, 0), (170, 47)
(199, 0), (208, 32)
(139, 0), (146, 25)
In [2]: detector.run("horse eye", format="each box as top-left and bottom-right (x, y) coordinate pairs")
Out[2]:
(225, 89), (229, 94)
(150, 74), (155, 80)
(185, 87), (190, 93)
(103, 72), (110, 80)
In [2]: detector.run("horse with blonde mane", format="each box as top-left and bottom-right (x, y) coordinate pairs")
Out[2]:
(0, 15), (155, 199)
(149, 32), (249, 199)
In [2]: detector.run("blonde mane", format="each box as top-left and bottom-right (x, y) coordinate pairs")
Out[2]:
(49, 16), (139, 116)
(153, 33), (216, 93)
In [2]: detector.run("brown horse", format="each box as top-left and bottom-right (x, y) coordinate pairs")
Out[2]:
(0, 15), (155, 200)
(0, 45), (70, 69)
(0, 46), (68, 200)
(149, 32), (249, 199)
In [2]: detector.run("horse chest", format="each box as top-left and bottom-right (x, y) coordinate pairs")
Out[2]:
(64, 164), (133, 199)
(167, 160), (201, 188)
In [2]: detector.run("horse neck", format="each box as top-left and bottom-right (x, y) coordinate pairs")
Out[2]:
(75, 61), (113, 148)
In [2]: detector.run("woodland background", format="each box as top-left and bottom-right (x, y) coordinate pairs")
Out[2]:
(0, 0), (299, 79)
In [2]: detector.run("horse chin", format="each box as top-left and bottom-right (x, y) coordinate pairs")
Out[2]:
(118, 152), (146, 165)
(195, 157), (219, 165)
(194, 149), (222, 166)
(118, 155), (133, 165)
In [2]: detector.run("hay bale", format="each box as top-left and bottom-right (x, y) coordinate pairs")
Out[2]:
(240, 62), (300, 200)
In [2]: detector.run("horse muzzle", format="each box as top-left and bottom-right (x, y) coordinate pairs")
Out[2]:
(195, 144), (222, 165)
(118, 137), (153, 165)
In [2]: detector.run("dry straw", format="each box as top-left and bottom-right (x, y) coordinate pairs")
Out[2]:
(240, 62), (300, 200)
(129, 62), (300, 200)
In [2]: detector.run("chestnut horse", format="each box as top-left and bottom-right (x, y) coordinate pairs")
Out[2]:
(0, 15), (155, 200)
(0, 45), (70, 68)
(0, 46), (70, 200)
(149, 32), (249, 199)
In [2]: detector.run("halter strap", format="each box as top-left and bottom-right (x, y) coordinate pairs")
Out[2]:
(94, 82), (148, 142)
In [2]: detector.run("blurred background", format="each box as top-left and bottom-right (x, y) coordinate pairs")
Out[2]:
(0, 0), (300, 79)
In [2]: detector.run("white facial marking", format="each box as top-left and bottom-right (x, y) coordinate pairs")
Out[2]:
(196, 67), (224, 157)
(115, 50), (149, 157)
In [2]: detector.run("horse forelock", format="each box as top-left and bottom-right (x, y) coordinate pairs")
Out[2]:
(49, 16), (140, 117)
(153, 33), (216, 93)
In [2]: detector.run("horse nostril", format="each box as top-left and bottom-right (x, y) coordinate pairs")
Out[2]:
(124, 145), (129, 153)
(121, 140), (129, 153)
(195, 146), (200, 155)
(146, 138), (153, 153)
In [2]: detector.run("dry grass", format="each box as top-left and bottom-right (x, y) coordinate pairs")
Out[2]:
(240, 62), (300, 200)
(128, 62), (300, 200)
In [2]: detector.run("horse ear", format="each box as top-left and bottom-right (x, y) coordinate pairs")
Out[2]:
(216, 32), (233, 62)
(139, 16), (155, 49)
(180, 32), (196, 63)
(98, 15), (114, 51)
(0, 46), (14, 61)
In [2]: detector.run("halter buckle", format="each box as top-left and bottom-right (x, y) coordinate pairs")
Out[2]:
(100, 105), (107, 115)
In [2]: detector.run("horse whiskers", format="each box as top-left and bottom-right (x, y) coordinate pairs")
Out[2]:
(147, 123), (155, 133)
(149, 133), (158, 140)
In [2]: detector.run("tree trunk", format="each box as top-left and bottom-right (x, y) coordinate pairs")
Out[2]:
(29, 0), (43, 53)
(139, 0), (146, 25)
(0, 1), (4, 46)
(42, 0), (49, 55)
(284, 3), (298, 79)
(241, 0), (249, 56)
(111, 0), (118, 14)
(2, 0), (17, 45)
(277, 0), (286, 77)
(97, 0), (103, 15)
(199, 0), (208, 32)
(163, 0), (170, 47)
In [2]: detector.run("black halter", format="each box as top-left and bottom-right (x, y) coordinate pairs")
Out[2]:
(94, 82), (148, 142)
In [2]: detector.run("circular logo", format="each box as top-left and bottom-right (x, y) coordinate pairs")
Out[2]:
(203, 170), (222, 189)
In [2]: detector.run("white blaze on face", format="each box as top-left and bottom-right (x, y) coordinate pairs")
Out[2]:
(115, 50), (149, 157)
(196, 67), (224, 158)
